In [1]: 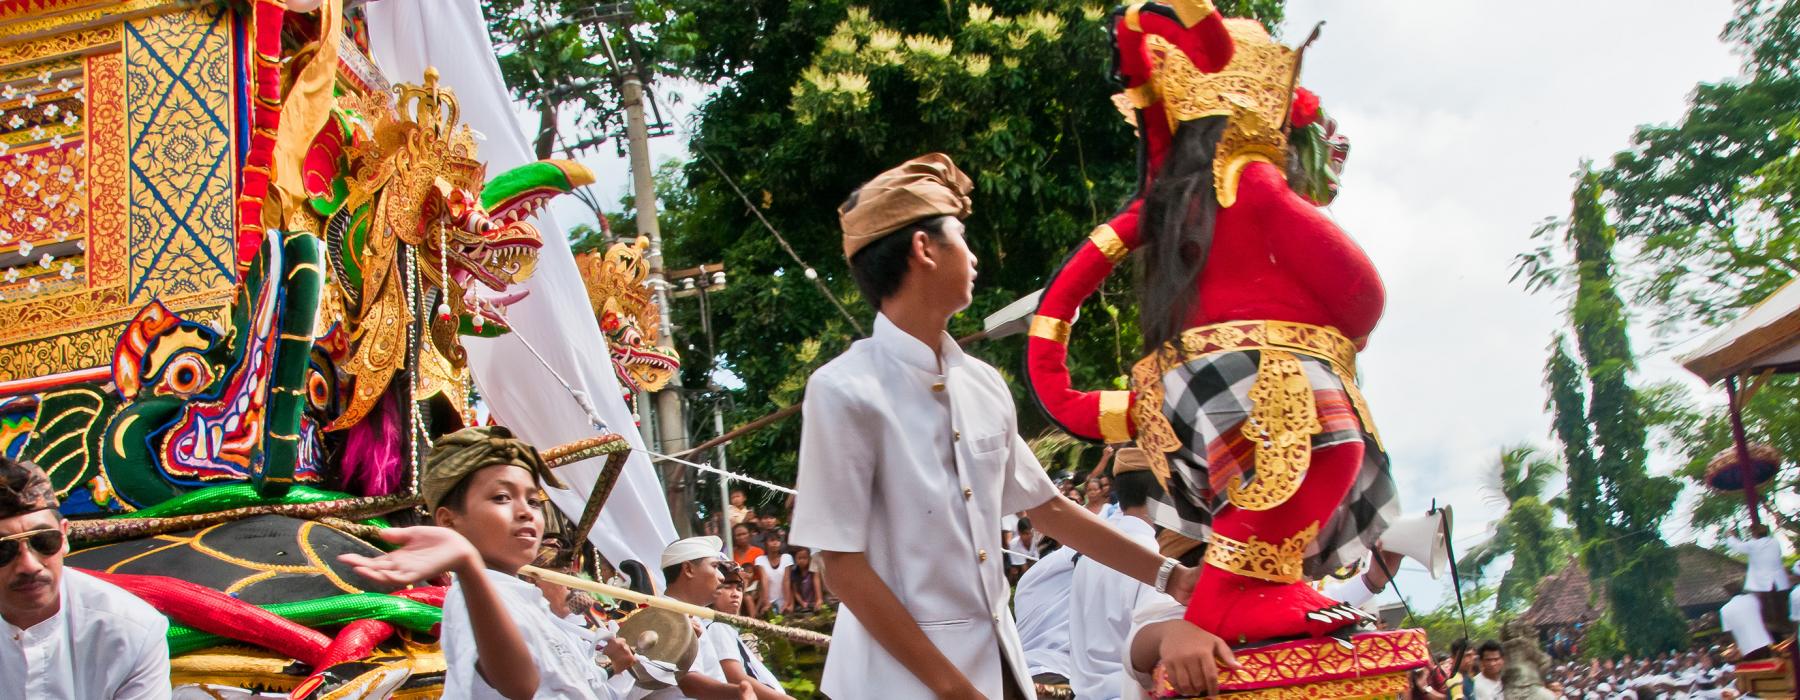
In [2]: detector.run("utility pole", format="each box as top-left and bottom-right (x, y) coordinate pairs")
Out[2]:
(620, 73), (693, 534)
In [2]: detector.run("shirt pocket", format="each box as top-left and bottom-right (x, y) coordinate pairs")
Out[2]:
(967, 430), (1008, 458)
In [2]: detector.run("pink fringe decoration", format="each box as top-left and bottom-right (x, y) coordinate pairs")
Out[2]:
(338, 391), (404, 496)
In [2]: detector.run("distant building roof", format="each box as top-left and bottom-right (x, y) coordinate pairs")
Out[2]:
(1522, 544), (1746, 627)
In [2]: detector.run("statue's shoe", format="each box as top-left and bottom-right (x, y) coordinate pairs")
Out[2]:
(1185, 571), (1369, 645)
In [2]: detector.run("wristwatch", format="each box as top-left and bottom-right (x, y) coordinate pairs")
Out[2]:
(1154, 557), (1180, 594)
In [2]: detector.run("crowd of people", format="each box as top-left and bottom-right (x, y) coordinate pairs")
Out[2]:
(1541, 650), (1742, 700)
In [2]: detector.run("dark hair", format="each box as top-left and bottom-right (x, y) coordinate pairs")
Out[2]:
(1137, 115), (1228, 353)
(1016, 517), (1031, 532)
(1113, 470), (1164, 510)
(1450, 637), (1472, 662)
(843, 189), (952, 309)
(438, 475), (477, 513)
(661, 563), (683, 585)
(1477, 640), (1504, 658)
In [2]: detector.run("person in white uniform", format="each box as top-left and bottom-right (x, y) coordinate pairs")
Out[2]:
(752, 533), (793, 614)
(656, 537), (789, 700)
(791, 154), (1234, 700)
(0, 456), (169, 700)
(337, 426), (641, 700)
(702, 568), (785, 696)
(1068, 449), (1171, 700)
(1727, 524), (1790, 594)
(1013, 543), (1079, 685)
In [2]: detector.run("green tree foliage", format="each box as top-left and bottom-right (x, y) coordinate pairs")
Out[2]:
(658, 0), (1284, 487)
(1456, 445), (1574, 612)
(1599, 0), (1800, 336)
(1588, 0), (1800, 543)
(1522, 172), (1687, 655)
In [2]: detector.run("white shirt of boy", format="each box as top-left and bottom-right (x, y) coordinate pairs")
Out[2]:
(1070, 515), (1165, 700)
(702, 620), (782, 687)
(791, 313), (1060, 699)
(441, 568), (617, 699)
(0, 568), (170, 700)
(1014, 545), (1079, 680)
(1726, 535), (1791, 592)
(756, 552), (794, 611)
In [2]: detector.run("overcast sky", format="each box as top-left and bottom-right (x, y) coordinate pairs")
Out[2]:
(1282, 0), (1745, 612)
(539, 0), (1751, 615)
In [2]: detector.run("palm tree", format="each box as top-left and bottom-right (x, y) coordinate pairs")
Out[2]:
(1457, 444), (1576, 612)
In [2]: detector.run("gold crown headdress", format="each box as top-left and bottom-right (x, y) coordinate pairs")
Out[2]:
(1128, 19), (1314, 207)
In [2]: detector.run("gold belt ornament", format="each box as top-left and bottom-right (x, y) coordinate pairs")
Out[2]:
(1203, 521), (1318, 584)
(1129, 321), (1381, 508)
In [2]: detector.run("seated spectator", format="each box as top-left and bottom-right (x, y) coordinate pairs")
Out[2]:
(784, 548), (823, 614)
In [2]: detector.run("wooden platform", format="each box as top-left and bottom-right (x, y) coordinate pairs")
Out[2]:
(1153, 629), (1431, 699)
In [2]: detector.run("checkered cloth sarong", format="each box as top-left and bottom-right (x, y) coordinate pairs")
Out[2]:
(1143, 349), (1399, 579)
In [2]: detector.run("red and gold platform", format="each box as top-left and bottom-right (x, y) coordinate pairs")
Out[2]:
(1154, 629), (1431, 699)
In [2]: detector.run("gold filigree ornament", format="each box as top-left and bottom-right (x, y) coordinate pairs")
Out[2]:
(1133, 19), (1304, 207)
(1228, 348), (1321, 512)
(1203, 521), (1318, 584)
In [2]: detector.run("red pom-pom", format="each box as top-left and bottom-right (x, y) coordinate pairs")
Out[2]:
(1290, 87), (1321, 129)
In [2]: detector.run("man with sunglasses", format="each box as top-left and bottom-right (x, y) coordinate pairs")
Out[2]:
(0, 456), (170, 699)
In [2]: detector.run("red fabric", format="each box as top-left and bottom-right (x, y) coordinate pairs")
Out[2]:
(1202, 390), (1358, 496)
(81, 569), (331, 666)
(391, 585), (448, 608)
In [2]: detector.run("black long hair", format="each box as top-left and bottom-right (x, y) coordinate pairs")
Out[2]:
(1136, 115), (1229, 353)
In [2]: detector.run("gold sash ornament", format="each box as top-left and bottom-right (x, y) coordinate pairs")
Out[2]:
(1203, 521), (1318, 584)
(1131, 320), (1381, 512)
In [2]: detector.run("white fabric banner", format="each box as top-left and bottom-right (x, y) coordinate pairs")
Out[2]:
(364, 0), (679, 585)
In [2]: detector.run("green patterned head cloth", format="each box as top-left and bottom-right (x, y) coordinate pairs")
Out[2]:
(0, 456), (58, 520)
(421, 425), (565, 511)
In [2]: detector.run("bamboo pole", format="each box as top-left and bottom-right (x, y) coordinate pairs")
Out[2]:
(519, 565), (831, 647)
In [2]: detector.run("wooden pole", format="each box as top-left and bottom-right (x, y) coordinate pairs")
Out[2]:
(520, 565), (831, 647)
(1727, 376), (1763, 528)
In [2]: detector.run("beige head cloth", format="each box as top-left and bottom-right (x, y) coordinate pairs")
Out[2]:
(839, 153), (974, 259)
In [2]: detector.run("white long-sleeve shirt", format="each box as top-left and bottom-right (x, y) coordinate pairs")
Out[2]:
(1069, 514), (1167, 700)
(1727, 536), (1791, 592)
(440, 568), (619, 699)
(1014, 545), (1079, 679)
(0, 568), (170, 700)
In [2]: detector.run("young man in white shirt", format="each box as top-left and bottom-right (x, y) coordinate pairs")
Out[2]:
(791, 153), (1235, 700)
(1068, 449), (1169, 700)
(638, 537), (782, 700)
(1472, 640), (1505, 700)
(338, 426), (647, 700)
(0, 457), (170, 700)
(702, 563), (786, 698)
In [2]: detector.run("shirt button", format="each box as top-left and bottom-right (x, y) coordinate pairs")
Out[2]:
(932, 382), (946, 392)
(978, 549), (988, 562)
(954, 430), (961, 441)
(963, 487), (973, 499)
(993, 614), (1001, 622)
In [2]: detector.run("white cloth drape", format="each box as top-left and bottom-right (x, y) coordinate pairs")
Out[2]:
(363, 0), (678, 585)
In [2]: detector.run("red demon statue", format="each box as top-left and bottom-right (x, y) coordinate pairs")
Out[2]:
(1026, 1), (1395, 647)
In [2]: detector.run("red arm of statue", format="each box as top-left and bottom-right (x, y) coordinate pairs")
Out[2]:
(1236, 162), (1386, 343)
(1027, 203), (1143, 443)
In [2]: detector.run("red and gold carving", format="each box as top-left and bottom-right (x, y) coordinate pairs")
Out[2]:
(1154, 629), (1429, 698)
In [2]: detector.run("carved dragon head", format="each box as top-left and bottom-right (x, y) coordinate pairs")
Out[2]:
(577, 237), (681, 398)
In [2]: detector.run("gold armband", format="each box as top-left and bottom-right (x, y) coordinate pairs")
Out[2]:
(1029, 315), (1072, 345)
(1098, 390), (1133, 444)
(1125, 2), (1145, 31)
(1088, 224), (1129, 264)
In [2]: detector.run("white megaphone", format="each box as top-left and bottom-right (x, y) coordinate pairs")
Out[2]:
(1380, 506), (1453, 579)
